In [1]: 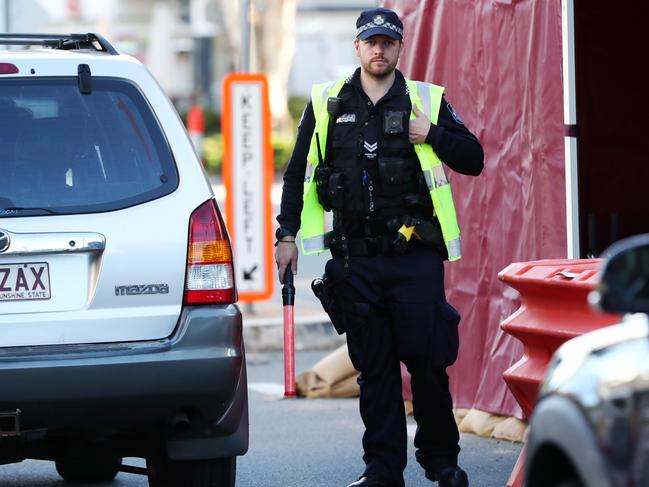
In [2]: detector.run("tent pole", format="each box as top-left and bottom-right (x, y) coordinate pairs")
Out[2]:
(562, 0), (580, 259)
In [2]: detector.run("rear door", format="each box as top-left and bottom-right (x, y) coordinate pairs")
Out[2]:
(0, 75), (195, 347)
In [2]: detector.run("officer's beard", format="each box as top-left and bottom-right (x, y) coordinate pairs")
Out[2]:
(362, 55), (399, 80)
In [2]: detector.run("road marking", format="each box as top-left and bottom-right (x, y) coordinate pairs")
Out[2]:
(248, 381), (286, 396)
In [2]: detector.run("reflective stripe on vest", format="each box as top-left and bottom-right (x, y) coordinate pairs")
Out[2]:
(299, 78), (346, 255)
(300, 76), (461, 261)
(406, 79), (461, 261)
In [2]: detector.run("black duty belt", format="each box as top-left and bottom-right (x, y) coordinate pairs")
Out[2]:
(329, 234), (394, 257)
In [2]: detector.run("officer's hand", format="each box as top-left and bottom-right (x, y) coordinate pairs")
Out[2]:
(409, 105), (432, 145)
(275, 241), (298, 283)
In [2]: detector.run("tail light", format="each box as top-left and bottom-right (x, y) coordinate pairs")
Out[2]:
(184, 199), (236, 304)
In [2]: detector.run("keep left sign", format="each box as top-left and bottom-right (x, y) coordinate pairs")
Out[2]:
(222, 73), (274, 301)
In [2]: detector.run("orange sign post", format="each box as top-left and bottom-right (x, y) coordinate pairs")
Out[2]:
(222, 73), (274, 301)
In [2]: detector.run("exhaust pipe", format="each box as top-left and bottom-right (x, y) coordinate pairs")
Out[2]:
(171, 411), (191, 434)
(0, 410), (21, 436)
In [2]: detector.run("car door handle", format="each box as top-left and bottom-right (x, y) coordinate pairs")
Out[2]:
(0, 230), (105, 255)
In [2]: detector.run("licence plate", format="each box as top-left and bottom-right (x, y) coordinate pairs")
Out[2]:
(0, 262), (51, 302)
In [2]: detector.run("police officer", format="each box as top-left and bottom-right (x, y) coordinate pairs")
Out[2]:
(275, 7), (483, 487)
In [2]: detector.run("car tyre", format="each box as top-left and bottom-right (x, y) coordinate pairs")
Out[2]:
(147, 455), (236, 487)
(55, 455), (121, 483)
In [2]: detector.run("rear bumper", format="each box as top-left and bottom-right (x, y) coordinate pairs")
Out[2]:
(0, 305), (248, 457)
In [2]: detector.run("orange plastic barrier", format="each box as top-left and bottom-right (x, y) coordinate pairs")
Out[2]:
(498, 259), (622, 487)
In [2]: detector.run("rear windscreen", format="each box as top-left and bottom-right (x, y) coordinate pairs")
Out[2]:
(0, 77), (178, 217)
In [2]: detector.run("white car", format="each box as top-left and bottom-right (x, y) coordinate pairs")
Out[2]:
(0, 33), (247, 486)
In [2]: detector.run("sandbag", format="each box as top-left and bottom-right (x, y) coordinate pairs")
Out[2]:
(295, 370), (330, 398)
(458, 409), (504, 437)
(491, 416), (528, 442)
(330, 373), (361, 398)
(296, 344), (359, 398)
(458, 408), (527, 442)
(312, 343), (357, 384)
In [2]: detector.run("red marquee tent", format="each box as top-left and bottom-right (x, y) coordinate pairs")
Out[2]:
(381, 0), (648, 417)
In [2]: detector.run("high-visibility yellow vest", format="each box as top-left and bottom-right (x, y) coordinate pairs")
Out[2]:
(299, 76), (462, 262)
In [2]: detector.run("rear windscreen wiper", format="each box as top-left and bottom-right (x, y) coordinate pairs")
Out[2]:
(1, 207), (60, 215)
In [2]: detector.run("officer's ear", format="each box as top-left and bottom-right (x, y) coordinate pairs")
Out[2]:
(354, 38), (360, 56)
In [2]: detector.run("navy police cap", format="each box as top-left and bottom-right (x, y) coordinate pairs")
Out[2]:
(356, 7), (403, 41)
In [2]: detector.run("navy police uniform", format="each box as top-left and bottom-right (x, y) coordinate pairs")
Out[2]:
(276, 8), (484, 487)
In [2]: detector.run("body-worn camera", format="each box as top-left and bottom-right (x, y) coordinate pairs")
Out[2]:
(384, 110), (406, 135)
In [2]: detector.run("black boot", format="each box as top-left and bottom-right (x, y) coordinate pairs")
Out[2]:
(425, 466), (469, 487)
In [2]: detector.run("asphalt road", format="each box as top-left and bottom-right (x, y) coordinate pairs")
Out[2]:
(0, 351), (522, 487)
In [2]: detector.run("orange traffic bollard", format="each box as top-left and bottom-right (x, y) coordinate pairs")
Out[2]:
(187, 105), (205, 162)
(498, 259), (621, 487)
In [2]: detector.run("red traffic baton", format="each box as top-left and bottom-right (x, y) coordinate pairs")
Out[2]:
(282, 267), (296, 397)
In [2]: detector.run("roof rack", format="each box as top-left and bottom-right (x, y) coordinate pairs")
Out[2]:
(0, 33), (118, 55)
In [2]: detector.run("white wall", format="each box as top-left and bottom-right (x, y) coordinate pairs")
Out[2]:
(0, 0), (6, 31)
(288, 2), (377, 98)
(1, 0), (48, 32)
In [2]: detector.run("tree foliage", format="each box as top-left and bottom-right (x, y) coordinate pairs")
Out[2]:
(217, 0), (297, 136)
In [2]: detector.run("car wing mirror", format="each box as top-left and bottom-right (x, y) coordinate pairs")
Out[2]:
(591, 233), (649, 314)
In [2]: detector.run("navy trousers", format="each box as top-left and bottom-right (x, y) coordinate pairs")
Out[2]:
(326, 244), (461, 486)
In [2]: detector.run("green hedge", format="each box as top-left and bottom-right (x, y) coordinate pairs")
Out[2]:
(288, 95), (309, 129)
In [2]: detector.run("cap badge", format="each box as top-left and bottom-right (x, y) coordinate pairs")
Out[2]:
(373, 15), (385, 25)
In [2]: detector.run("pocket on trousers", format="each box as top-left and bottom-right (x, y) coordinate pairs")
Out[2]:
(343, 302), (372, 372)
(434, 302), (460, 366)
